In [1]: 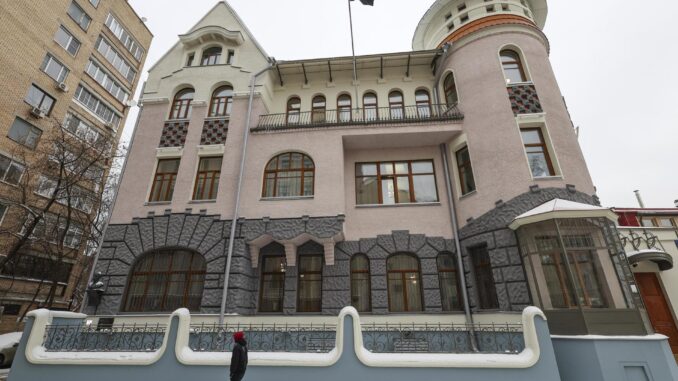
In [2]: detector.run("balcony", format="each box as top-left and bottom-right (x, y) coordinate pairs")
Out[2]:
(253, 104), (463, 132)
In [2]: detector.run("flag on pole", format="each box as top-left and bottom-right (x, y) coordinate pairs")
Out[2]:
(350, 0), (374, 5)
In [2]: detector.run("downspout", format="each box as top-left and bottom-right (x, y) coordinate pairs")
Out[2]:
(219, 61), (275, 324)
(440, 143), (478, 352)
(81, 82), (147, 313)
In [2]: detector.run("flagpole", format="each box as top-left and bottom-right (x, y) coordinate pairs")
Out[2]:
(348, 0), (360, 111)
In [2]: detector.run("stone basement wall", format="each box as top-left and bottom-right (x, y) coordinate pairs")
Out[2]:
(458, 187), (598, 312)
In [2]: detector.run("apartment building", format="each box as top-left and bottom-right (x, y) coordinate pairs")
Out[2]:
(0, 0), (151, 333)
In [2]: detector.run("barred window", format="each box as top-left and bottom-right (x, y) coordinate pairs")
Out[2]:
(122, 249), (206, 312)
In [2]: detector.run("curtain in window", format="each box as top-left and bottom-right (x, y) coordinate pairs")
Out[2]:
(351, 254), (371, 312)
(387, 254), (422, 312)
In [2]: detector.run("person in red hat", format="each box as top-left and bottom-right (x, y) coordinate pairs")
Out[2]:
(230, 331), (248, 381)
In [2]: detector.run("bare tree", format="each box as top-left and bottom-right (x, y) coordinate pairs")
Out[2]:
(0, 116), (122, 322)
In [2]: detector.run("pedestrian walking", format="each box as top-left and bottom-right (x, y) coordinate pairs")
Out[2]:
(230, 331), (248, 381)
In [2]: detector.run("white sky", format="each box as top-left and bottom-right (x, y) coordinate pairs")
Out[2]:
(126, 0), (678, 208)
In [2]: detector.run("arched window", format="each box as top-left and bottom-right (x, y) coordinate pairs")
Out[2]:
(389, 90), (405, 119)
(259, 243), (286, 313)
(122, 249), (205, 312)
(443, 73), (458, 107)
(437, 252), (462, 311)
(351, 254), (371, 312)
(415, 89), (432, 118)
(263, 152), (315, 198)
(387, 253), (423, 312)
(311, 95), (326, 123)
(363, 92), (378, 121)
(170, 88), (194, 120)
(337, 94), (352, 122)
(500, 49), (527, 84)
(201, 47), (222, 66)
(286, 97), (301, 124)
(209, 86), (233, 117)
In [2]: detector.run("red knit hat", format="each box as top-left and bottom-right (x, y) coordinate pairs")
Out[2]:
(233, 331), (245, 341)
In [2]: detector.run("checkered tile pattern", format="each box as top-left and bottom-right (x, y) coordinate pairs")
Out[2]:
(201, 118), (229, 145)
(159, 121), (190, 148)
(507, 84), (543, 115)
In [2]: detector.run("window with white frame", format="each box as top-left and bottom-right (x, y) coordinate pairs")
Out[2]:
(36, 176), (94, 213)
(74, 85), (122, 128)
(41, 54), (70, 83)
(63, 112), (105, 144)
(67, 1), (91, 31)
(54, 26), (81, 56)
(20, 214), (85, 248)
(8, 118), (42, 149)
(26, 84), (55, 115)
(95, 36), (137, 83)
(85, 59), (130, 103)
(104, 13), (145, 61)
(0, 154), (25, 186)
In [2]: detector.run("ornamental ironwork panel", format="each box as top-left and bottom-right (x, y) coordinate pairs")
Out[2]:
(189, 323), (337, 353)
(361, 323), (524, 354)
(44, 323), (166, 352)
(201, 118), (229, 145)
(507, 84), (543, 115)
(159, 120), (189, 148)
(254, 103), (463, 132)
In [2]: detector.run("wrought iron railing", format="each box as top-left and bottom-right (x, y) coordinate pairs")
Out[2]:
(44, 323), (166, 352)
(361, 323), (524, 354)
(254, 103), (463, 131)
(189, 323), (337, 353)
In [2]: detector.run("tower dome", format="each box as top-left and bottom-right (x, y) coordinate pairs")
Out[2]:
(412, 0), (548, 50)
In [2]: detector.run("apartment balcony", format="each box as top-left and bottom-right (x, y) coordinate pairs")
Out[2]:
(253, 104), (463, 132)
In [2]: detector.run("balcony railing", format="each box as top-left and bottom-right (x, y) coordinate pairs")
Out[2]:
(254, 103), (464, 132)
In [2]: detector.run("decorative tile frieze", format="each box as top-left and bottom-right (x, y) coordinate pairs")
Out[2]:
(507, 84), (543, 115)
(201, 118), (229, 145)
(159, 120), (189, 148)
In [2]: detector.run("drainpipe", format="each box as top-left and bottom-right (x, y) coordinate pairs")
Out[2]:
(80, 82), (147, 313)
(634, 190), (645, 208)
(440, 143), (478, 352)
(219, 61), (276, 324)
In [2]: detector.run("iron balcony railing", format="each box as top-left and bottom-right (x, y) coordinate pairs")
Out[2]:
(254, 103), (464, 131)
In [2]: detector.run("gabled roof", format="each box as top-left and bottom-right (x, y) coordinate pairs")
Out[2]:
(509, 199), (617, 230)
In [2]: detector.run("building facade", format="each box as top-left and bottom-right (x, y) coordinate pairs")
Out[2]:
(9, 1), (675, 380)
(0, 0), (152, 333)
(615, 207), (678, 359)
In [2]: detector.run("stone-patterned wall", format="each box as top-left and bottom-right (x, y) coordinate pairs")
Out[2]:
(507, 84), (543, 115)
(159, 121), (189, 148)
(458, 187), (598, 312)
(201, 118), (229, 145)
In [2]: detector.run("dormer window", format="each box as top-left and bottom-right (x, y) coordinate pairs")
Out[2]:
(201, 47), (222, 66)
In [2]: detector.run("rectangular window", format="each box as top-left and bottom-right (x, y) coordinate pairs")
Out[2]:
(41, 54), (70, 83)
(0, 154), (25, 186)
(226, 50), (235, 65)
(89, 0), (100, 7)
(521, 128), (555, 178)
(455, 146), (476, 195)
(74, 84), (122, 128)
(0, 254), (73, 283)
(355, 160), (438, 205)
(297, 255), (323, 312)
(640, 218), (656, 228)
(86, 59), (130, 103)
(192, 156), (222, 201)
(67, 1), (91, 31)
(259, 256), (286, 312)
(19, 214), (84, 249)
(8, 117), (42, 149)
(659, 218), (675, 228)
(54, 26), (81, 56)
(470, 245), (499, 310)
(26, 84), (56, 115)
(64, 112), (104, 144)
(186, 54), (195, 66)
(36, 176), (94, 213)
(149, 159), (180, 202)
(0, 203), (7, 225)
(104, 13), (145, 61)
(95, 36), (137, 83)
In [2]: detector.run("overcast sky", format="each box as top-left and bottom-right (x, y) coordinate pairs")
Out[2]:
(127, 0), (678, 209)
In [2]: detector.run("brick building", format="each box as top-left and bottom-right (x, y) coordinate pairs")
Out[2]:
(0, 0), (152, 333)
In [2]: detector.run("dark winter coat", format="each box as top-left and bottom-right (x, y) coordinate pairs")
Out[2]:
(230, 339), (248, 381)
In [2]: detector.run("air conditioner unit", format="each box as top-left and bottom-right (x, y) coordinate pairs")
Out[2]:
(57, 82), (69, 92)
(29, 107), (46, 119)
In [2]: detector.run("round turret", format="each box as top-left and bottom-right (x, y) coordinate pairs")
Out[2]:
(413, 0), (547, 50)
